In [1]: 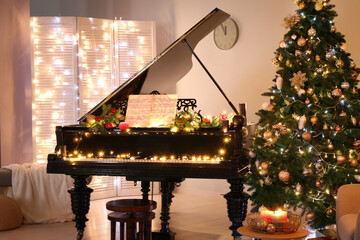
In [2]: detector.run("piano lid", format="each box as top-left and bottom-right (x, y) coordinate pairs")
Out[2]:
(79, 8), (230, 123)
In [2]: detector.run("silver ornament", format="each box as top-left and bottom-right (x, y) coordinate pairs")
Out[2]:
(283, 203), (290, 211)
(296, 183), (302, 192)
(303, 169), (310, 176)
(264, 176), (272, 186)
(255, 160), (260, 169)
(249, 151), (256, 158)
(341, 81), (350, 90)
(351, 116), (357, 126)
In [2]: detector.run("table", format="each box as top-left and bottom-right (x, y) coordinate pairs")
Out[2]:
(237, 226), (309, 240)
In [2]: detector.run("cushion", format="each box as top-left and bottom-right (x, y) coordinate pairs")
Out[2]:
(0, 168), (12, 187)
(0, 196), (22, 231)
(338, 213), (357, 240)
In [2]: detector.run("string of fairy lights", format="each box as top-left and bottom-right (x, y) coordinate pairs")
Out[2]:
(31, 17), (155, 164)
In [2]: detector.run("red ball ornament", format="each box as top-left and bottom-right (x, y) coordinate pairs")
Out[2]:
(105, 122), (113, 129)
(316, 180), (321, 187)
(178, 119), (183, 123)
(260, 162), (269, 170)
(302, 131), (312, 141)
(110, 108), (116, 113)
(306, 212), (315, 221)
(279, 170), (290, 182)
(203, 118), (211, 124)
(95, 116), (102, 122)
(337, 155), (346, 164)
(350, 158), (358, 167)
(335, 126), (341, 133)
(354, 140), (360, 149)
(331, 88), (342, 97)
(305, 98), (311, 105)
(119, 122), (129, 131)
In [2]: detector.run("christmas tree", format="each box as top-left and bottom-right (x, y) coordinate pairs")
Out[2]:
(246, 0), (360, 229)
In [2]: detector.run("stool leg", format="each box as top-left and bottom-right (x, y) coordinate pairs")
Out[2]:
(138, 222), (145, 240)
(126, 221), (137, 240)
(120, 222), (125, 240)
(110, 221), (116, 240)
(145, 220), (152, 240)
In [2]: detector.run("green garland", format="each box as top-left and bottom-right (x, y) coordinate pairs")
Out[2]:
(82, 104), (125, 131)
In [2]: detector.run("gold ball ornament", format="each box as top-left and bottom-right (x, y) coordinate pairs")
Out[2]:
(256, 218), (269, 230)
(299, 2), (306, 9)
(266, 224), (276, 233)
(337, 155), (346, 164)
(286, 60), (291, 67)
(297, 37), (306, 47)
(354, 140), (360, 149)
(307, 88), (314, 95)
(350, 61), (356, 69)
(278, 55), (284, 61)
(259, 170), (268, 176)
(280, 40), (287, 48)
(293, 0), (300, 4)
(336, 59), (344, 68)
(310, 116), (318, 124)
(302, 131), (312, 141)
(315, 2), (323, 11)
(328, 143), (334, 150)
(264, 130), (272, 139)
(272, 57), (279, 65)
(260, 162), (269, 170)
(331, 88), (342, 97)
(283, 203), (291, 211)
(341, 81), (350, 90)
(316, 180), (322, 187)
(308, 27), (317, 37)
(351, 70), (359, 80)
(326, 208), (334, 216)
(315, 55), (321, 61)
(330, 25), (336, 32)
(279, 170), (290, 182)
(350, 158), (358, 167)
(267, 104), (275, 112)
(355, 175), (360, 182)
(306, 212), (315, 221)
(87, 114), (96, 124)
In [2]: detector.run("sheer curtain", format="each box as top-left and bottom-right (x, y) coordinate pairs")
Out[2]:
(0, 0), (32, 166)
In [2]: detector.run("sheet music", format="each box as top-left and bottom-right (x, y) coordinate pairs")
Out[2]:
(126, 94), (178, 127)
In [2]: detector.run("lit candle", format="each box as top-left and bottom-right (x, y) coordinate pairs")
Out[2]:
(260, 210), (274, 223)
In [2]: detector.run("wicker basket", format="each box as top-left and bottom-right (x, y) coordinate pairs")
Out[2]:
(246, 212), (301, 234)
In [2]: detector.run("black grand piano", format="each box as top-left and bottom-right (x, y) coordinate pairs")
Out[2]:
(47, 8), (249, 240)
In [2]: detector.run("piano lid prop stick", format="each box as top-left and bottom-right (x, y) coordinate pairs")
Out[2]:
(182, 38), (239, 115)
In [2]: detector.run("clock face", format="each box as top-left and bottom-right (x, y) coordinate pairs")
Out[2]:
(213, 18), (239, 50)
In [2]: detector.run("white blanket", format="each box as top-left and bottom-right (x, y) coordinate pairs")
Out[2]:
(4, 163), (74, 224)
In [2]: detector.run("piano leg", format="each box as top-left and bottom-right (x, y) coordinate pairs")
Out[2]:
(141, 181), (150, 200)
(224, 177), (249, 239)
(68, 175), (93, 240)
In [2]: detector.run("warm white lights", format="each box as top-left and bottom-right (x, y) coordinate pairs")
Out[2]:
(31, 17), (155, 163)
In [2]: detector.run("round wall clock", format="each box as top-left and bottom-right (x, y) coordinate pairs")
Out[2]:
(213, 18), (239, 50)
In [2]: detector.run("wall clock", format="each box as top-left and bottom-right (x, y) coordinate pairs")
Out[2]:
(213, 18), (239, 50)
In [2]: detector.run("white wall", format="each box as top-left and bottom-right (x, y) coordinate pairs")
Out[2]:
(30, 0), (360, 192)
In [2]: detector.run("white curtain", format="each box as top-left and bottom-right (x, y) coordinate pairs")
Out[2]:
(0, 0), (32, 166)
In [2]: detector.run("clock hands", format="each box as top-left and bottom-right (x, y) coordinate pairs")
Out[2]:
(220, 24), (227, 35)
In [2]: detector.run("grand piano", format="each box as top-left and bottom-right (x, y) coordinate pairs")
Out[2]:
(47, 8), (249, 240)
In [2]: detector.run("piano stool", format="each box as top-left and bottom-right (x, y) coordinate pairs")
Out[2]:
(106, 199), (157, 240)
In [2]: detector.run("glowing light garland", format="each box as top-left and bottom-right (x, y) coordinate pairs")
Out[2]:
(31, 17), (155, 163)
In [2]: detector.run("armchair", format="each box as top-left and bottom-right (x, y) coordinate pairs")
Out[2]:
(336, 184), (360, 240)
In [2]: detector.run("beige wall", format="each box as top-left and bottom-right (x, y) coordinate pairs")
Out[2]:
(0, 0), (32, 166)
(28, 0), (360, 192)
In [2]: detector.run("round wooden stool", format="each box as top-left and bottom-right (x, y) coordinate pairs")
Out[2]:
(106, 199), (157, 240)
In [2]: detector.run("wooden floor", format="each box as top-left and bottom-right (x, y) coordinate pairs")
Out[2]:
(0, 188), (322, 240)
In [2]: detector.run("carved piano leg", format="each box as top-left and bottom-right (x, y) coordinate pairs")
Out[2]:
(160, 181), (172, 233)
(68, 175), (93, 240)
(224, 177), (249, 239)
(141, 181), (150, 200)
